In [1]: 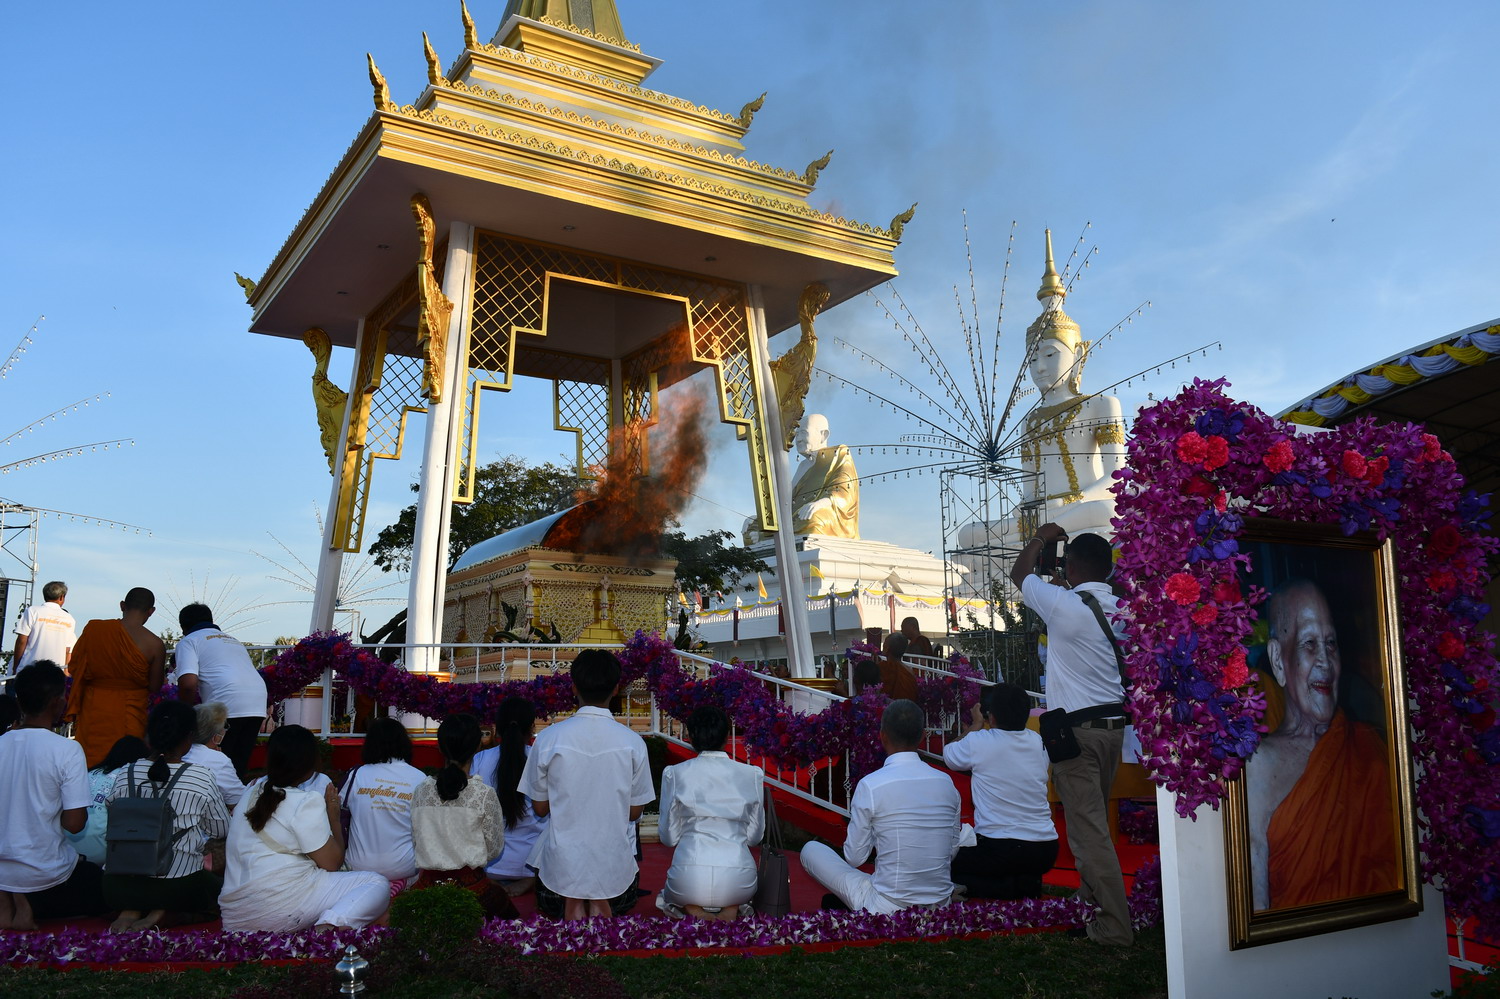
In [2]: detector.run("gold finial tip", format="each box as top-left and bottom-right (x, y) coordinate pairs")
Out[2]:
(1037, 228), (1065, 302)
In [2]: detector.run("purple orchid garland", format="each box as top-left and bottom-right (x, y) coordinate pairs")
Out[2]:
(1113, 377), (1500, 932)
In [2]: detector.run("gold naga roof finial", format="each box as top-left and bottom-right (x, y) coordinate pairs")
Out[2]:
(233, 272), (256, 302)
(460, 0), (479, 49)
(803, 149), (833, 187)
(737, 92), (766, 129)
(303, 327), (349, 475)
(889, 203), (918, 241)
(770, 282), (830, 451)
(1037, 227), (1066, 302)
(423, 31), (446, 86)
(367, 53), (393, 111)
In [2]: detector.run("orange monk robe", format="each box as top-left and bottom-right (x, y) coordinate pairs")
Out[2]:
(878, 658), (920, 703)
(66, 619), (152, 767)
(1267, 709), (1400, 909)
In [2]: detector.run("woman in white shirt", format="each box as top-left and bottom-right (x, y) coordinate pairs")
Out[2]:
(341, 717), (425, 887)
(219, 725), (389, 931)
(185, 702), (246, 809)
(942, 683), (1059, 898)
(103, 701), (230, 931)
(410, 713), (516, 918)
(656, 705), (764, 921)
(473, 697), (547, 895)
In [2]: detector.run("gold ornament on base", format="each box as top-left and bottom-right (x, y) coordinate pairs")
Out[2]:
(770, 282), (829, 451)
(411, 193), (455, 403)
(303, 327), (349, 475)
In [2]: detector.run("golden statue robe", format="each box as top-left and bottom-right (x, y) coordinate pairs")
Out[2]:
(1266, 710), (1399, 908)
(791, 444), (859, 539)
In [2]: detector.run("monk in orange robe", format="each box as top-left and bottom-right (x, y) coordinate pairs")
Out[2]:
(1246, 580), (1401, 910)
(65, 587), (165, 767)
(879, 634), (920, 703)
(1265, 709), (1397, 907)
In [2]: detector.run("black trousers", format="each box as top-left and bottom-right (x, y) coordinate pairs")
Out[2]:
(221, 716), (263, 781)
(103, 869), (222, 915)
(27, 857), (108, 919)
(951, 835), (1059, 899)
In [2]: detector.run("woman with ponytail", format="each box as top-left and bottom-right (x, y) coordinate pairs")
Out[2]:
(410, 713), (516, 917)
(219, 725), (388, 931)
(103, 700), (229, 931)
(473, 697), (548, 896)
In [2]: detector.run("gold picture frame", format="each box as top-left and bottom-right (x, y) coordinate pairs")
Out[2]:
(1223, 519), (1422, 949)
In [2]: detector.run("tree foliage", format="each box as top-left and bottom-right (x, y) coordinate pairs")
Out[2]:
(661, 528), (767, 595)
(368, 455), (584, 573)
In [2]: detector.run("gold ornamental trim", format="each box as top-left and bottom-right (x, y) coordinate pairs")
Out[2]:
(411, 192), (455, 402)
(533, 15), (643, 53)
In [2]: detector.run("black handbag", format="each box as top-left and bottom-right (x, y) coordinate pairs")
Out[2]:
(752, 789), (790, 917)
(1038, 708), (1082, 763)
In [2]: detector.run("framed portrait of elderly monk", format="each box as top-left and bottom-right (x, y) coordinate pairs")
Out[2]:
(1222, 519), (1422, 949)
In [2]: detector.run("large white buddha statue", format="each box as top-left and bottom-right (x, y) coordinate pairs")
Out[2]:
(962, 232), (1127, 555)
(743, 413), (859, 545)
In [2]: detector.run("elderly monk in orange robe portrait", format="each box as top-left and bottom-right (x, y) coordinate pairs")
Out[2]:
(1246, 579), (1399, 910)
(64, 586), (166, 767)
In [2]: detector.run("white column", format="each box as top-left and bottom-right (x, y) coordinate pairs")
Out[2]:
(309, 320), (365, 635)
(746, 286), (817, 678)
(406, 222), (476, 671)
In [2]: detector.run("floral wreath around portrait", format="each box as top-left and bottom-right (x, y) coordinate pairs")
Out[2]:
(1112, 377), (1500, 931)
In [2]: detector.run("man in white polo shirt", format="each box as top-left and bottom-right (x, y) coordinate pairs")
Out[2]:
(172, 603), (267, 780)
(11, 581), (77, 676)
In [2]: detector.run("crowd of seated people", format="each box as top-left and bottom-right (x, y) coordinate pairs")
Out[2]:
(0, 649), (1072, 937)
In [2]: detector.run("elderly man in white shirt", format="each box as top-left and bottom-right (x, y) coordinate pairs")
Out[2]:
(11, 581), (76, 676)
(800, 699), (964, 913)
(520, 650), (654, 920)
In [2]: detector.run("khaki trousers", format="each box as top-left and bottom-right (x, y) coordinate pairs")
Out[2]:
(1051, 725), (1134, 945)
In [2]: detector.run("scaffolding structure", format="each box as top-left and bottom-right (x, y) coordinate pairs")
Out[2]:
(939, 463), (1046, 687)
(0, 502), (39, 654)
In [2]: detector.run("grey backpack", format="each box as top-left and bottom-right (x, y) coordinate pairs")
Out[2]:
(105, 763), (191, 876)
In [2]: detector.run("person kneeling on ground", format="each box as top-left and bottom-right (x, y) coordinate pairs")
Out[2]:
(801, 699), (967, 912)
(943, 683), (1059, 899)
(342, 717), (425, 892)
(410, 713), (517, 918)
(103, 700), (230, 931)
(185, 702), (247, 810)
(0, 662), (109, 929)
(473, 697), (548, 897)
(520, 649), (655, 920)
(656, 705), (764, 921)
(219, 725), (389, 931)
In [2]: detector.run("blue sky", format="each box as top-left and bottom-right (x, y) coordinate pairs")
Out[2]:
(3, 1), (1497, 641)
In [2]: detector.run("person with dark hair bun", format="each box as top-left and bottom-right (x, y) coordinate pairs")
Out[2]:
(102, 700), (230, 931)
(656, 706), (764, 921)
(65, 735), (150, 865)
(473, 698), (548, 896)
(342, 718), (424, 887)
(410, 714), (515, 917)
(220, 725), (389, 931)
(943, 684), (1058, 898)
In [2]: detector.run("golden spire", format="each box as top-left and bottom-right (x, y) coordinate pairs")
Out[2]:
(1037, 228), (1066, 301)
(460, 0), (479, 49)
(502, 0), (630, 46)
(423, 31), (446, 86)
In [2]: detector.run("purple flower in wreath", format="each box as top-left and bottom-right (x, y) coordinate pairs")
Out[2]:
(1476, 727), (1500, 766)
(1461, 490), (1495, 531)
(1195, 408), (1245, 443)
(1449, 595), (1492, 623)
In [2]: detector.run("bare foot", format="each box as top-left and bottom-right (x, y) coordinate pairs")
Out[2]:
(129, 909), (167, 931)
(501, 877), (536, 897)
(109, 910), (144, 933)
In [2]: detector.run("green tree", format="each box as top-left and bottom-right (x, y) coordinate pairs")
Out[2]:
(660, 528), (767, 595)
(368, 455), (585, 573)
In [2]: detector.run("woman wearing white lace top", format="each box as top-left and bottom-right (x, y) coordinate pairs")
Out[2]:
(410, 713), (516, 918)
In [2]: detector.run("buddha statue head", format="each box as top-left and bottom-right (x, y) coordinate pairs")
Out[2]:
(1025, 230), (1085, 400)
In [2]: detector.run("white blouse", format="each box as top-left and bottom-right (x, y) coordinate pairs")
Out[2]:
(411, 774), (504, 872)
(658, 752), (765, 870)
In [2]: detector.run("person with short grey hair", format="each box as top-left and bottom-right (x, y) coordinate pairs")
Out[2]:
(799, 699), (964, 912)
(11, 581), (76, 677)
(184, 702), (246, 808)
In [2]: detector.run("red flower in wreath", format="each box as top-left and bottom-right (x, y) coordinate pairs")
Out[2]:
(1211, 577), (1243, 604)
(1221, 647), (1249, 690)
(1191, 604), (1219, 627)
(1428, 570), (1458, 594)
(1262, 439), (1294, 473)
(1181, 475), (1215, 497)
(1438, 632), (1467, 660)
(1340, 450), (1368, 478)
(1430, 524), (1464, 560)
(1202, 435), (1230, 471)
(1420, 433), (1445, 462)
(1165, 573), (1201, 605)
(1364, 455), (1390, 488)
(1176, 432), (1208, 464)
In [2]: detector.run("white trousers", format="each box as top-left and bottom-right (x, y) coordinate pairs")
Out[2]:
(659, 861), (758, 910)
(223, 870), (390, 931)
(799, 842), (903, 914)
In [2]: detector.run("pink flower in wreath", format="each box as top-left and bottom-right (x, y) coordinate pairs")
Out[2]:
(1201, 435), (1230, 471)
(1214, 490), (1229, 513)
(1262, 438), (1294, 473)
(1340, 450), (1368, 478)
(1221, 648), (1249, 690)
(1176, 432), (1208, 464)
(1439, 632), (1467, 660)
(1191, 604), (1219, 627)
(1165, 573), (1201, 605)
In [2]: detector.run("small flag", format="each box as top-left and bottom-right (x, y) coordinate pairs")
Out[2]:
(694, 590), (704, 611)
(757, 574), (769, 600)
(809, 564), (825, 580)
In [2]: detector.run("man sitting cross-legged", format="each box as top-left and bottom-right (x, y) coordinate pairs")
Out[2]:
(801, 699), (964, 912)
(0, 661), (108, 929)
(519, 650), (654, 920)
